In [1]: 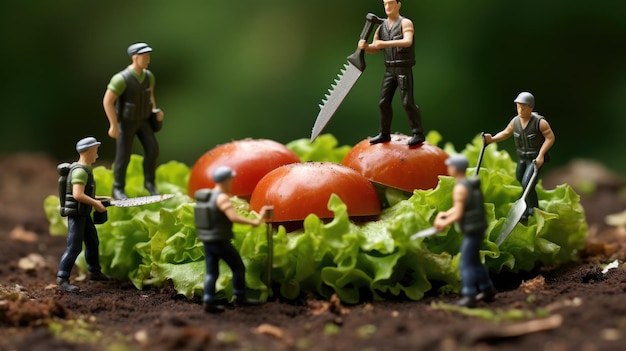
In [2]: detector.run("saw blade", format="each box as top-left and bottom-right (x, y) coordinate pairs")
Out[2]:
(310, 62), (363, 142)
(110, 194), (175, 207)
(410, 227), (440, 240)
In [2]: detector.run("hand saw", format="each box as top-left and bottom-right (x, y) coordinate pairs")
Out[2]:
(99, 194), (175, 207)
(310, 13), (383, 142)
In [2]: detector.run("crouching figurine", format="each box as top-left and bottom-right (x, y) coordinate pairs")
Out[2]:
(194, 166), (270, 313)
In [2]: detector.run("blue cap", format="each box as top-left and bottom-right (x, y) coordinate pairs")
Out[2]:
(445, 154), (468, 171)
(127, 42), (152, 57)
(212, 166), (236, 183)
(76, 137), (101, 153)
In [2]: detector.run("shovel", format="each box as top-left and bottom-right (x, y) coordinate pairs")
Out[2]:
(495, 161), (539, 246)
(410, 134), (488, 241)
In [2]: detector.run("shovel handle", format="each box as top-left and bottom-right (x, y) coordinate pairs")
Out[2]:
(520, 161), (539, 201)
(474, 132), (487, 177)
(347, 13), (384, 71)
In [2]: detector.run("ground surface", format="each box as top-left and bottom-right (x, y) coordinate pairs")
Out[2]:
(1, 154), (626, 351)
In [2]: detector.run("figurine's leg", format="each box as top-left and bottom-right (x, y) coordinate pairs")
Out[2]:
(202, 243), (224, 313)
(221, 242), (261, 306)
(398, 69), (424, 146)
(370, 70), (396, 144)
(457, 236), (482, 307)
(83, 218), (104, 277)
(57, 216), (85, 292)
(112, 123), (138, 199)
(136, 122), (160, 195)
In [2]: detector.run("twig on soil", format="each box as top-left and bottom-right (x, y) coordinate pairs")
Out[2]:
(468, 314), (563, 343)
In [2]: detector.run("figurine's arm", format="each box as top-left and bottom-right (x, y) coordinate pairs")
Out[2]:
(358, 27), (382, 54)
(149, 75), (164, 122)
(103, 89), (120, 139)
(217, 194), (262, 227)
(535, 119), (555, 168)
(484, 119), (514, 144)
(72, 183), (106, 213)
(370, 18), (414, 50)
(434, 184), (467, 231)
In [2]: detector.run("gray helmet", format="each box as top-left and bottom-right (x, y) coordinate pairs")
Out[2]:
(212, 166), (236, 183)
(514, 92), (535, 108)
(445, 154), (468, 172)
(76, 137), (101, 153)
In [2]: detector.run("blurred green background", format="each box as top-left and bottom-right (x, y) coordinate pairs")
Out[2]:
(2, 1), (625, 174)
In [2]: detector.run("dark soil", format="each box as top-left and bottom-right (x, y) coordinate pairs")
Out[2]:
(2, 154), (626, 351)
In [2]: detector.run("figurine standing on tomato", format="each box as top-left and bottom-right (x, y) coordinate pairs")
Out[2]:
(194, 166), (270, 313)
(434, 154), (496, 308)
(358, 0), (425, 146)
(57, 137), (110, 293)
(103, 42), (164, 200)
(484, 92), (555, 221)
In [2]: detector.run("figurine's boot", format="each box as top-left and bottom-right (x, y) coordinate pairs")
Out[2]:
(233, 295), (263, 307)
(203, 300), (225, 313)
(145, 182), (159, 196)
(477, 287), (496, 302)
(112, 186), (128, 200)
(408, 129), (425, 146)
(57, 277), (80, 293)
(87, 271), (111, 281)
(369, 133), (391, 145)
(455, 295), (477, 308)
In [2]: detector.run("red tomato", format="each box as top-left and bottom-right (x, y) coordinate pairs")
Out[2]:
(188, 139), (300, 198)
(342, 134), (449, 192)
(249, 162), (381, 222)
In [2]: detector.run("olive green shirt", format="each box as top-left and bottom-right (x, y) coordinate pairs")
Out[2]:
(107, 66), (155, 95)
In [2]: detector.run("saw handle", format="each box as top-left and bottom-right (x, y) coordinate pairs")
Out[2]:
(347, 13), (384, 71)
(100, 199), (112, 207)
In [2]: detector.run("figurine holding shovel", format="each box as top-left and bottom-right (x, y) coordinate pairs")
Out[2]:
(484, 92), (555, 244)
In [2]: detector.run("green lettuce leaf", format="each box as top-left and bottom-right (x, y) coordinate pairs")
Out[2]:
(43, 133), (588, 303)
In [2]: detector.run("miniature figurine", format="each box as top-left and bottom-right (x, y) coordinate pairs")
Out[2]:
(194, 166), (270, 313)
(103, 42), (165, 200)
(56, 137), (110, 293)
(433, 154), (496, 307)
(484, 92), (555, 221)
(358, 0), (425, 146)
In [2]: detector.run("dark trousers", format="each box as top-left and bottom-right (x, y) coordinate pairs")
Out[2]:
(377, 66), (423, 136)
(57, 215), (101, 278)
(202, 241), (246, 303)
(516, 157), (540, 213)
(459, 231), (494, 297)
(113, 120), (159, 190)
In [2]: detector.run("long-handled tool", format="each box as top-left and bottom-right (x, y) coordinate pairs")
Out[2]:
(411, 135), (488, 240)
(310, 13), (383, 142)
(495, 161), (539, 246)
(263, 206), (275, 289)
(474, 132), (486, 177)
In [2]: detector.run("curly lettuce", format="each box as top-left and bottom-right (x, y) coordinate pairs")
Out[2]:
(43, 134), (587, 303)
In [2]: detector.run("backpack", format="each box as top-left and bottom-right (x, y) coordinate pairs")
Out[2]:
(56, 162), (90, 217)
